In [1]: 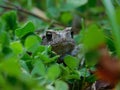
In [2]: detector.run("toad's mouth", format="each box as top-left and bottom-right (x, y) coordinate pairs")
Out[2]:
(48, 39), (75, 55)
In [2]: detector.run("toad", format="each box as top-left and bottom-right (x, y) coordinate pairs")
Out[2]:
(41, 27), (78, 63)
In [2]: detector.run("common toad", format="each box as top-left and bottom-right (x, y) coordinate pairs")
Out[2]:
(41, 27), (75, 55)
(41, 27), (78, 63)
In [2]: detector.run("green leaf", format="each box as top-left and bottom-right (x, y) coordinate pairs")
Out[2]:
(10, 41), (23, 55)
(35, 45), (47, 53)
(27, 16), (48, 30)
(0, 74), (5, 85)
(46, 64), (61, 81)
(67, 0), (88, 8)
(39, 53), (59, 63)
(85, 50), (99, 67)
(0, 19), (5, 32)
(79, 68), (90, 77)
(102, 0), (120, 57)
(60, 65), (70, 79)
(86, 74), (96, 83)
(47, 7), (60, 18)
(61, 65), (80, 80)
(2, 11), (18, 30)
(66, 70), (80, 79)
(60, 12), (72, 24)
(15, 21), (35, 38)
(64, 55), (79, 70)
(2, 46), (12, 55)
(36, 45), (59, 63)
(0, 31), (10, 47)
(0, 44), (2, 52)
(46, 0), (60, 18)
(116, 7), (120, 25)
(61, 0), (88, 11)
(67, 73), (80, 79)
(21, 52), (32, 60)
(83, 24), (105, 50)
(0, 57), (21, 77)
(31, 60), (46, 76)
(20, 60), (29, 72)
(55, 80), (68, 90)
(25, 35), (40, 53)
(115, 82), (120, 90)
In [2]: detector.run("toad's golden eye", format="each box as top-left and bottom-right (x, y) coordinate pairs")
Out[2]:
(46, 31), (52, 41)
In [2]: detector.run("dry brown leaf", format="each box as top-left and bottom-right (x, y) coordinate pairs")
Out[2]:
(95, 45), (120, 88)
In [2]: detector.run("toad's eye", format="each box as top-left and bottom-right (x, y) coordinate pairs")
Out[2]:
(71, 31), (74, 38)
(46, 31), (52, 41)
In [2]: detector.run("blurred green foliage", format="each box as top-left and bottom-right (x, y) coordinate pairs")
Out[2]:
(0, 0), (120, 90)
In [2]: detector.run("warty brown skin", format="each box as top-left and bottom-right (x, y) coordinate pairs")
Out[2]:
(41, 27), (76, 63)
(41, 27), (75, 56)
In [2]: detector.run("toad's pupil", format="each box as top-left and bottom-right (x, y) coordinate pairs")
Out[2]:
(46, 32), (52, 40)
